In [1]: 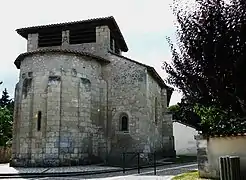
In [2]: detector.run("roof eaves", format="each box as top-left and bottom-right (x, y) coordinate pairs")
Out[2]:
(16, 16), (114, 35)
(16, 16), (128, 52)
(14, 49), (110, 69)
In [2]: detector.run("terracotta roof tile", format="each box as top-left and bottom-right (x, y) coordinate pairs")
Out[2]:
(14, 49), (110, 69)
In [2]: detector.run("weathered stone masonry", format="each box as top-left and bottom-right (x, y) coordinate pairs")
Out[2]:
(11, 16), (175, 167)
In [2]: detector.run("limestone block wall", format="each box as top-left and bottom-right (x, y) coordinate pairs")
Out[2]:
(11, 52), (107, 167)
(103, 54), (148, 153)
(145, 73), (164, 152)
(146, 74), (174, 154)
(104, 54), (174, 156)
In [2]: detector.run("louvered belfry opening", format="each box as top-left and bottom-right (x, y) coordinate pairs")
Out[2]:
(69, 26), (96, 44)
(110, 34), (114, 51)
(38, 29), (62, 47)
(110, 33), (120, 54)
(115, 42), (120, 54)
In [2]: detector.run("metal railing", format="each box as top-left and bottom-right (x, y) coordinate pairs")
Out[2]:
(121, 152), (158, 175)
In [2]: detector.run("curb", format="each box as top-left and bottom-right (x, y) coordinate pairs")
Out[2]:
(0, 168), (122, 179)
(0, 162), (193, 179)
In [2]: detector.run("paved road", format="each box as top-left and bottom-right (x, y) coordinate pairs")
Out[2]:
(1, 163), (197, 180)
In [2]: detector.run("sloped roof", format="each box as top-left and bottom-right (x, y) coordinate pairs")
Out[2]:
(16, 16), (128, 52)
(14, 49), (110, 69)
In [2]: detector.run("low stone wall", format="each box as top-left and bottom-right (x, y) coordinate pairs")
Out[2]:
(196, 135), (246, 179)
(195, 135), (211, 178)
(0, 147), (11, 163)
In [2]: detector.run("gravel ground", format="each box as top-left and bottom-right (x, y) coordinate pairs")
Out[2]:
(0, 163), (197, 180)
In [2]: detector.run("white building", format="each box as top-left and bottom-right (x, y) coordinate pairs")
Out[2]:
(173, 121), (198, 156)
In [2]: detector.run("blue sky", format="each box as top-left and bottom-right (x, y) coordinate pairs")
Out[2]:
(0, 0), (185, 105)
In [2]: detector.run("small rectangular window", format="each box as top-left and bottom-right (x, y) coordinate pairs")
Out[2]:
(37, 111), (42, 131)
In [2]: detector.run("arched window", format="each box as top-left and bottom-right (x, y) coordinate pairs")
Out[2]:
(120, 113), (129, 132)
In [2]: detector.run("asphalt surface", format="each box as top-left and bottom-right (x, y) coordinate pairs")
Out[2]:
(0, 163), (198, 180)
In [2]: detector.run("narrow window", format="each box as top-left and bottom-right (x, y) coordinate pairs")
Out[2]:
(37, 111), (42, 131)
(121, 115), (128, 131)
(154, 97), (158, 125)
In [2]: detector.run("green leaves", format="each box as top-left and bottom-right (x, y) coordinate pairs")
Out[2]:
(168, 100), (203, 131)
(0, 107), (13, 147)
(164, 0), (246, 135)
(0, 88), (13, 147)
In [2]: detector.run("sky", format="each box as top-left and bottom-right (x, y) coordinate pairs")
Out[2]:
(0, 0), (186, 106)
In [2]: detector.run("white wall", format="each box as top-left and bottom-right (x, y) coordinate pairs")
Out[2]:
(173, 122), (198, 156)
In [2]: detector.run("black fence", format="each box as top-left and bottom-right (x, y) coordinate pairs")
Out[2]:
(121, 152), (158, 175)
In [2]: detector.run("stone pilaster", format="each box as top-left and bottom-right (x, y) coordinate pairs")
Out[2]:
(96, 26), (110, 54)
(27, 33), (38, 51)
(62, 30), (69, 49)
(45, 76), (61, 166)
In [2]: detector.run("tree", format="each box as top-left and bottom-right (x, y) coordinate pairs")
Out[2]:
(0, 107), (12, 147)
(168, 101), (203, 131)
(0, 88), (11, 107)
(164, 0), (246, 135)
(0, 88), (14, 113)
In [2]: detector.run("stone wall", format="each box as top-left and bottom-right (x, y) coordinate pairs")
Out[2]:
(104, 54), (148, 154)
(196, 135), (246, 179)
(195, 135), (211, 178)
(145, 73), (173, 154)
(0, 147), (11, 163)
(105, 54), (175, 158)
(11, 53), (107, 167)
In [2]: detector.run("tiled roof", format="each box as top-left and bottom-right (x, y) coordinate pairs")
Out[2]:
(109, 51), (174, 106)
(14, 49), (110, 69)
(16, 16), (128, 52)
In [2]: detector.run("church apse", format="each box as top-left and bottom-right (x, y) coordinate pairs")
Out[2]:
(12, 16), (174, 167)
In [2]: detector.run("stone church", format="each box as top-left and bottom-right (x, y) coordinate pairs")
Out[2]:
(11, 16), (175, 167)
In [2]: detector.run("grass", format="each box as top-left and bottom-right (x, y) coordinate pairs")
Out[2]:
(172, 170), (210, 180)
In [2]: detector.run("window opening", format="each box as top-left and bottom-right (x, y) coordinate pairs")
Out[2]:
(37, 111), (42, 131)
(121, 115), (128, 131)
